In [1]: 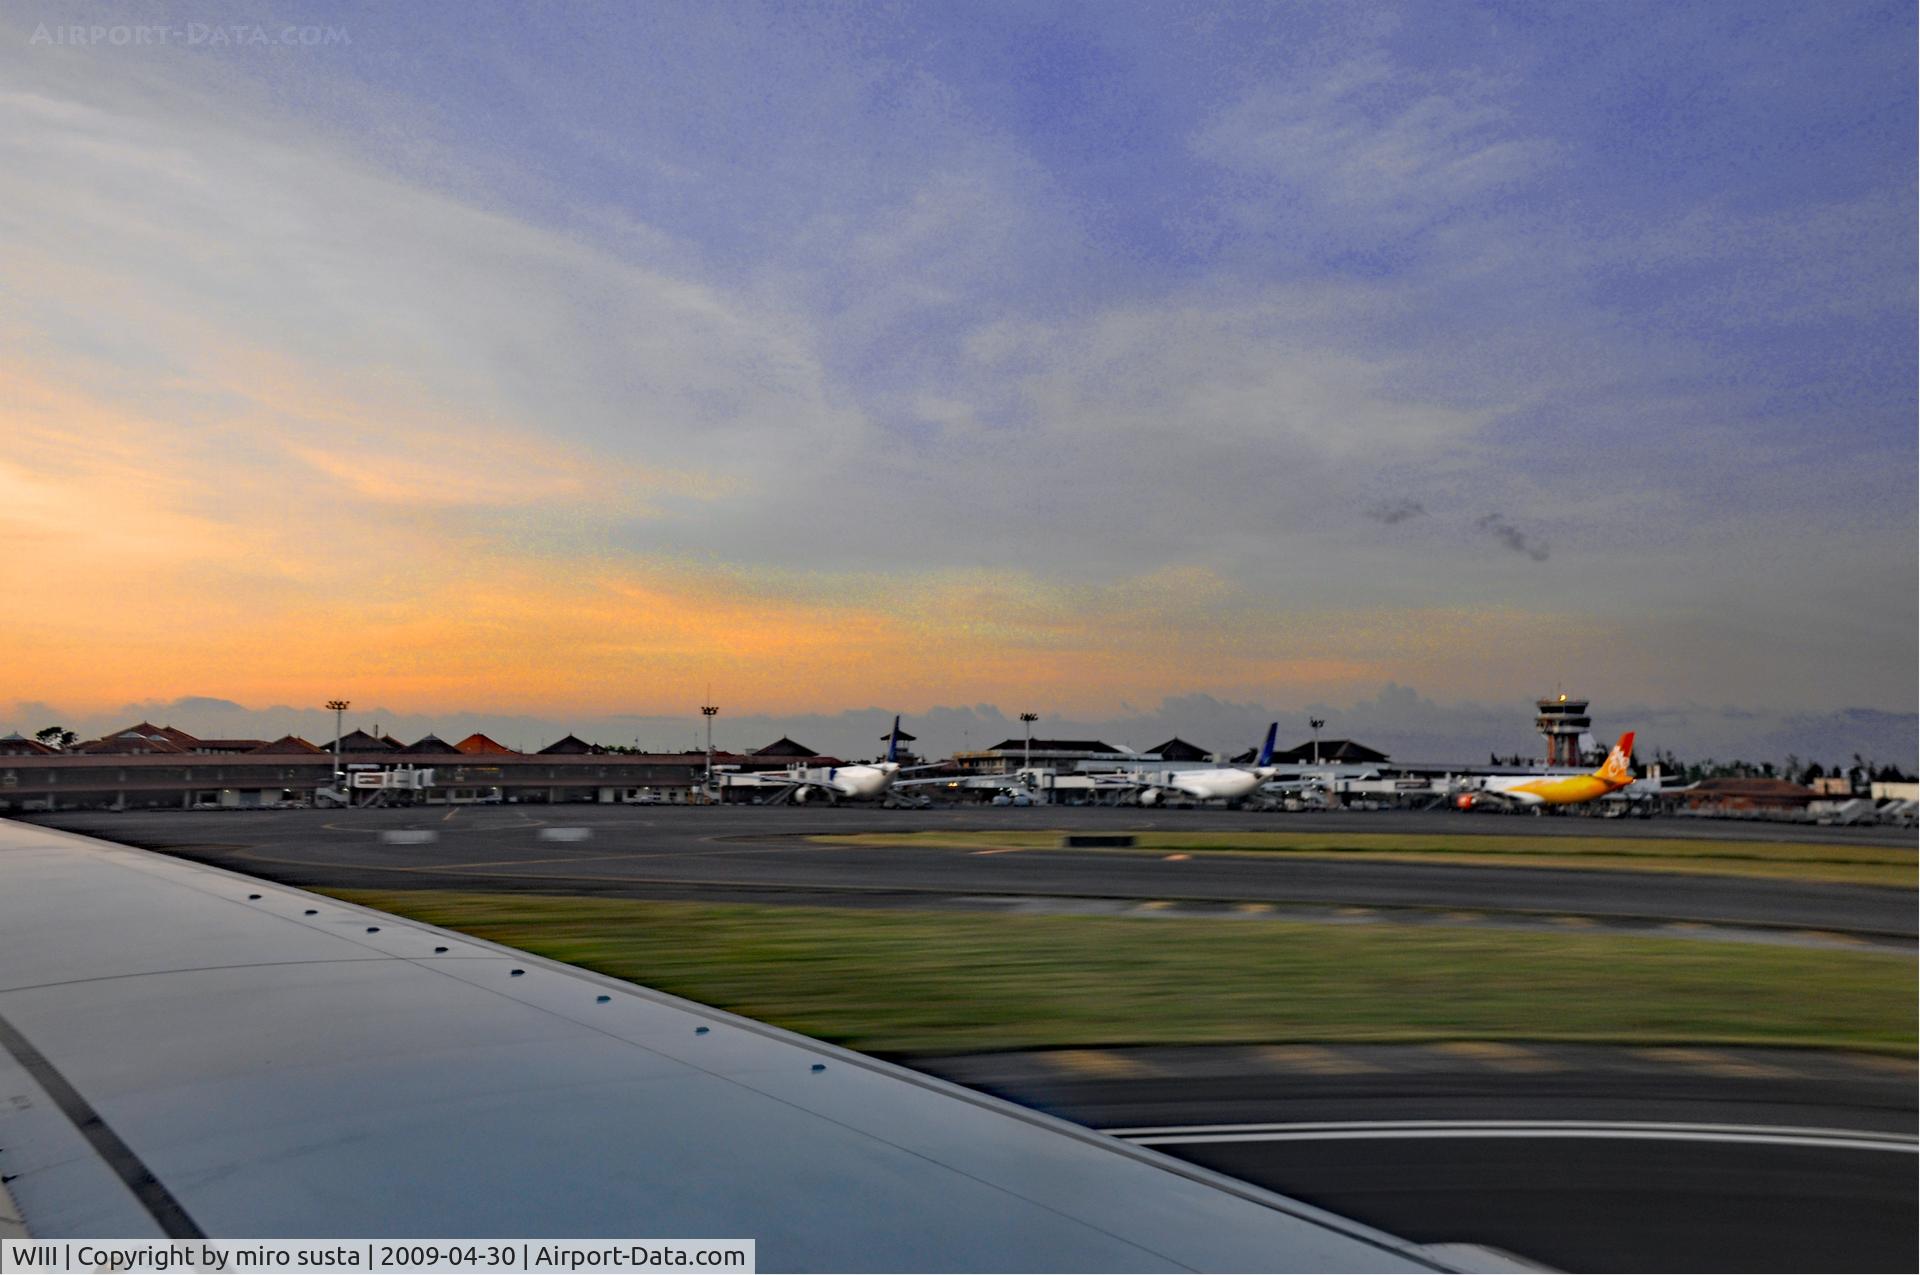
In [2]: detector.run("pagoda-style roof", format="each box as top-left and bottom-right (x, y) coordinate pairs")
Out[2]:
(983, 738), (1123, 754)
(538, 734), (600, 755)
(248, 735), (324, 755)
(397, 733), (457, 755)
(323, 730), (395, 753)
(454, 733), (518, 756)
(1235, 739), (1390, 765)
(78, 724), (192, 754)
(753, 737), (819, 758)
(1148, 737), (1213, 763)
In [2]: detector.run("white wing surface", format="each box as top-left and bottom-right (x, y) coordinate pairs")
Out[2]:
(0, 819), (1448, 1272)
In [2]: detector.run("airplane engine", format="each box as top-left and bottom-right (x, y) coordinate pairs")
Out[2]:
(1455, 793), (1478, 811)
(1139, 788), (1163, 806)
(793, 786), (813, 804)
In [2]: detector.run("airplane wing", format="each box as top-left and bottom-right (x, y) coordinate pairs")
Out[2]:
(714, 770), (820, 788)
(893, 774), (1004, 789)
(1465, 786), (1542, 810)
(0, 819), (1457, 1271)
(1083, 771), (1157, 790)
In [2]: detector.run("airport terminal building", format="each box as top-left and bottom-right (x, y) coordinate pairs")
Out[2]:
(0, 722), (728, 812)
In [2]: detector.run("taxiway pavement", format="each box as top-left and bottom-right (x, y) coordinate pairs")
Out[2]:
(28, 806), (1916, 939)
(918, 1042), (1918, 1273)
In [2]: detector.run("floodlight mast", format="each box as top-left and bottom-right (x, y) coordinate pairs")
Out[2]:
(1020, 712), (1038, 773)
(326, 699), (350, 802)
(1310, 718), (1325, 765)
(701, 705), (719, 803)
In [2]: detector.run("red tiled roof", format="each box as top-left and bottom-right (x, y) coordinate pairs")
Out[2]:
(248, 735), (324, 755)
(151, 723), (201, 746)
(454, 733), (518, 756)
(1689, 778), (1816, 797)
(78, 729), (190, 754)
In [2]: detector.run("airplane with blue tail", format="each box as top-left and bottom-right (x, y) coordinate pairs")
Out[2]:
(1091, 722), (1285, 805)
(716, 714), (915, 804)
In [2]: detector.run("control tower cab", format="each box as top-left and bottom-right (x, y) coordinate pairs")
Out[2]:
(1536, 694), (1592, 768)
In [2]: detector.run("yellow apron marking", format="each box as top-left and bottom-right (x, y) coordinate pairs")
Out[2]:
(1635, 1048), (1796, 1079)
(1047, 1049), (1164, 1080)
(1431, 1041), (1564, 1072)
(1257, 1045), (1386, 1075)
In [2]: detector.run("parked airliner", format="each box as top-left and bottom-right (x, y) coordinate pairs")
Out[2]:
(720, 716), (910, 804)
(1093, 723), (1282, 805)
(1457, 731), (1637, 810)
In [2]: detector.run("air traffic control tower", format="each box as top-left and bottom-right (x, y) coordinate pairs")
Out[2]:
(1536, 693), (1591, 767)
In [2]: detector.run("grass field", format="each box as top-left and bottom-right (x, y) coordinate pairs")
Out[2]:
(326, 889), (1918, 1056)
(812, 830), (1919, 888)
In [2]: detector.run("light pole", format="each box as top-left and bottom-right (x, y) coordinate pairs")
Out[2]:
(1019, 712), (1038, 774)
(1309, 718), (1325, 765)
(701, 705), (719, 803)
(326, 699), (349, 802)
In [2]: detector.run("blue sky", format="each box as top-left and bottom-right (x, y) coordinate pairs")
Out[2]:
(2, 1), (1914, 753)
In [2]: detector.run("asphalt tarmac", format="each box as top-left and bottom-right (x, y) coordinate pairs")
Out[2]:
(23, 807), (1918, 1271)
(28, 805), (1917, 939)
(919, 1043), (1918, 1273)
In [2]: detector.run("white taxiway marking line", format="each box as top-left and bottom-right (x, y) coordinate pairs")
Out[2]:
(1104, 1119), (1918, 1154)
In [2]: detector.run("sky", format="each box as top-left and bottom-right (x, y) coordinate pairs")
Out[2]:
(2, 1), (1915, 763)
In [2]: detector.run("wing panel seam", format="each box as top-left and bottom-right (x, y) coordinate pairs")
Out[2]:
(0, 1010), (205, 1239)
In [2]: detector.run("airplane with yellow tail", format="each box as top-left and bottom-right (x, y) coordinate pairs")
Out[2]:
(1457, 731), (1637, 810)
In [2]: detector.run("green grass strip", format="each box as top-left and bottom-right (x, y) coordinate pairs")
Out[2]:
(324, 890), (1917, 1056)
(813, 831), (1918, 889)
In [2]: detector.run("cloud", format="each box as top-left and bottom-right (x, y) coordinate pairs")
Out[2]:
(1474, 513), (1549, 562)
(1621, 193), (1915, 328)
(1191, 51), (1554, 236)
(1366, 498), (1427, 525)
(0, 8), (1910, 723)
(0, 64), (861, 502)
